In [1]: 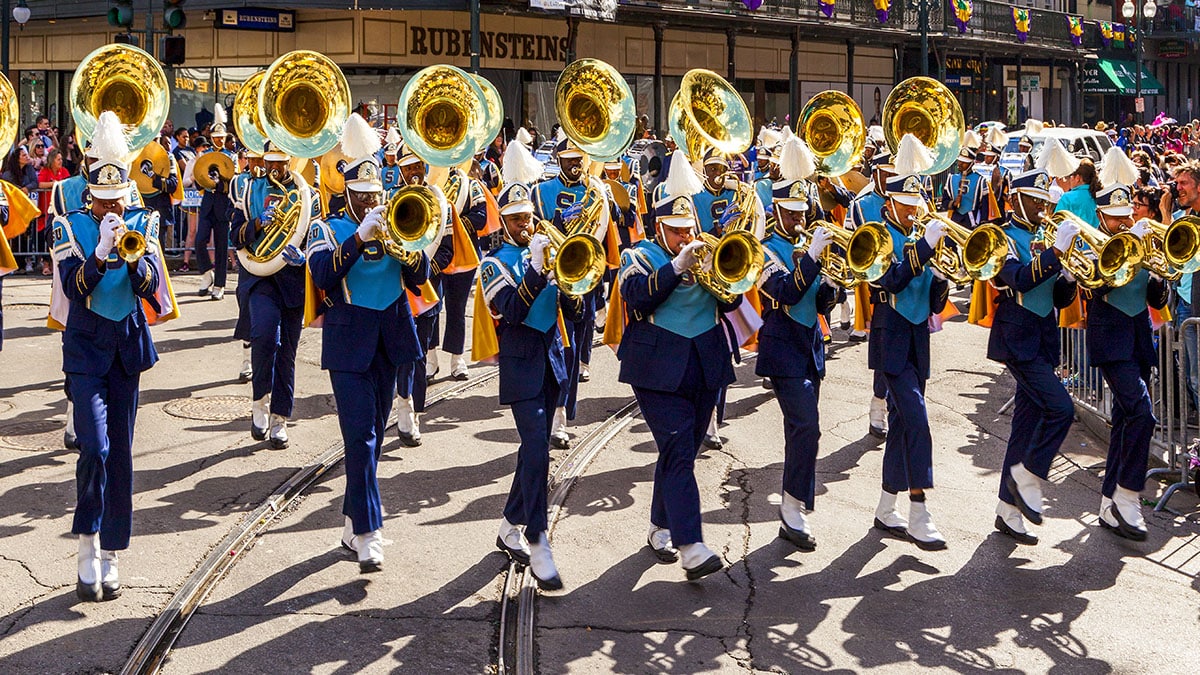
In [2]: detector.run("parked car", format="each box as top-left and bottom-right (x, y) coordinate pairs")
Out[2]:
(533, 140), (560, 179)
(1000, 128), (1114, 173)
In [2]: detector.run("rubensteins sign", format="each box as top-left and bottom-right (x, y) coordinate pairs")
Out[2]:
(410, 26), (569, 62)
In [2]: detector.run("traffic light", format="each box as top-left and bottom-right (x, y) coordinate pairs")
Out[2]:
(160, 35), (186, 66)
(107, 0), (134, 29)
(163, 0), (186, 30)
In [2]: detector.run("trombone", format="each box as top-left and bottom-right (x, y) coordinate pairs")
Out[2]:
(1137, 215), (1200, 282)
(797, 220), (893, 289)
(1036, 211), (1145, 289)
(911, 211), (1009, 285)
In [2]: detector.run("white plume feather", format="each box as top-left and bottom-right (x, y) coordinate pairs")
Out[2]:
(501, 138), (544, 184)
(893, 133), (934, 176)
(1024, 118), (1045, 136)
(778, 135), (816, 181)
(340, 113), (381, 160)
(515, 127), (534, 147)
(867, 125), (885, 144)
(88, 110), (130, 162)
(385, 127), (401, 146)
(1099, 146), (1139, 188)
(986, 125), (1008, 149)
(963, 130), (982, 150)
(213, 102), (228, 127)
(663, 150), (703, 198)
(1036, 140), (1081, 179)
(757, 126), (782, 149)
(553, 126), (567, 144)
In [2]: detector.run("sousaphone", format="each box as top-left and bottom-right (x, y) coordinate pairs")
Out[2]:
(882, 77), (965, 175)
(70, 43), (169, 155)
(193, 151), (236, 192)
(799, 90), (866, 178)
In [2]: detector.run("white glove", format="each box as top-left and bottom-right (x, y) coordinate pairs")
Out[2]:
(806, 227), (834, 262)
(922, 217), (948, 248)
(1053, 219), (1080, 253)
(356, 205), (385, 242)
(930, 267), (948, 282)
(1060, 267), (1076, 283)
(671, 240), (707, 275)
(528, 233), (551, 274)
(1128, 219), (1149, 239)
(95, 213), (122, 261)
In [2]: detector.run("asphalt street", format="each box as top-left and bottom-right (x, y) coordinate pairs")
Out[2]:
(1, 271), (1198, 673)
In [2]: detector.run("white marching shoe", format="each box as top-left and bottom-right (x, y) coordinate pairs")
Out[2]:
(1107, 487), (1148, 541)
(907, 498), (947, 551)
(528, 532), (563, 590)
(873, 490), (908, 539)
(340, 516), (355, 551)
(450, 353), (469, 381)
(239, 343), (253, 383)
(395, 396), (421, 447)
(778, 492), (816, 551)
(100, 550), (121, 598)
(550, 407), (570, 449)
(77, 533), (102, 602)
(679, 542), (722, 581)
(646, 525), (678, 563)
(869, 396), (888, 439)
(495, 518), (531, 566)
(994, 501), (1038, 545)
(250, 396), (269, 441)
(210, 286), (225, 301)
(198, 269), (214, 296)
(350, 529), (384, 573)
(1006, 462), (1045, 525)
(426, 350), (440, 383)
(268, 414), (289, 449)
(579, 362), (591, 382)
(702, 413), (723, 450)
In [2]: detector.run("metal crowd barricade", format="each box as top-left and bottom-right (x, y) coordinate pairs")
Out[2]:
(1060, 319), (1198, 513)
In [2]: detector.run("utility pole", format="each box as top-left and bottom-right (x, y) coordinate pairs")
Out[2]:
(469, 0), (480, 74)
(144, 0), (154, 58)
(2, 0), (10, 76)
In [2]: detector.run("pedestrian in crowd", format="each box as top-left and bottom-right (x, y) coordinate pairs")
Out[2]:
(178, 135), (210, 272)
(61, 133), (84, 175)
(28, 140), (47, 172)
(36, 148), (70, 276)
(3, 146), (42, 274)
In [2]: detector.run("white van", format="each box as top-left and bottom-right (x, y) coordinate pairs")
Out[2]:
(1000, 128), (1114, 173)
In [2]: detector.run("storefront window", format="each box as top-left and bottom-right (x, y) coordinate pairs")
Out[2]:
(18, 70), (47, 133)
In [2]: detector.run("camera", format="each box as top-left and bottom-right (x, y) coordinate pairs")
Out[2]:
(1168, 181), (1181, 202)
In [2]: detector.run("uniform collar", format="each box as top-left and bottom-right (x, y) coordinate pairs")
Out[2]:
(1008, 213), (1038, 233)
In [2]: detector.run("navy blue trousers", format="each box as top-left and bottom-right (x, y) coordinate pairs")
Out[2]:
(873, 369), (887, 400)
(70, 368), (141, 550)
(999, 357), (1074, 505)
(503, 365), (561, 539)
(561, 291), (597, 419)
(194, 218), (229, 287)
(397, 310), (438, 412)
(248, 283), (302, 416)
(439, 271), (474, 355)
(882, 362), (934, 492)
(330, 351), (397, 535)
(772, 374), (822, 509)
(634, 346), (719, 547)
(1098, 360), (1154, 497)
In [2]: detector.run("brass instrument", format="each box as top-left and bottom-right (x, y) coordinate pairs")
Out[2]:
(132, 141), (171, 195)
(193, 151), (236, 192)
(555, 58), (637, 160)
(398, 65), (488, 168)
(534, 182), (611, 297)
(70, 44), (169, 154)
(382, 184), (443, 267)
(116, 228), (146, 263)
(1138, 215), (1200, 282)
(233, 71), (269, 154)
(668, 69), (753, 161)
(237, 168), (313, 276)
(911, 211), (1008, 284)
(799, 91), (866, 178)
(320, 147), (351, 197)
(796, 220), (893, 289)
(604, 178), (631, 212)
(0, 72), (17, 159)
(473, 75), (505, 155)
(258, 50), (351, 159)
(1037, 211), (1145, 289)
(882, 77), (965, 175)
(692, 182), (764, 303)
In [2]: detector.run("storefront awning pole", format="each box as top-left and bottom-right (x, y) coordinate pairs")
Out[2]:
(788, 29), (799, 125)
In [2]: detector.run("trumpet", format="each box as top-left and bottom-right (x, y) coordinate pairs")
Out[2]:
(911, 211), (1008, 285)
(1137, 215), (1200, 282)
(1036, 211), (1145, 289)
(116, 228), (146, 263)
(796, 220), (893, 289)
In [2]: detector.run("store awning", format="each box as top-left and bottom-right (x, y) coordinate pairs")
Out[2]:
(1085, 58), (1164, 96)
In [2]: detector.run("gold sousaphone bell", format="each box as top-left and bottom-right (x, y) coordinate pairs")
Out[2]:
(193, 151), (237, 192)
(799, 90), (866, 179)
(70, 43), (170, 154)
(882, 77), (965, 176)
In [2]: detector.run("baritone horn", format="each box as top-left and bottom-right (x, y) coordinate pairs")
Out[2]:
(1137, 215), (1200, 281)
(669, 69), (753, 161)
(882, 77), (965, 175)
(555, 58), (637, 160)
(800, 220), (893, 288)
(913, 211), (1009, 284)
(693, 183), (764, 304)
(799, 91), (866, 178)
(70, 43), (170, 153)
(534, 182), (610, 297)
(1037, 211), (1145, 289)
(382, 184), (443, 267)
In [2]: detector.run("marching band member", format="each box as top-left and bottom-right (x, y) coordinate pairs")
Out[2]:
(940, 147), (988, 229)
(618, 153), (742, 581)
(209, 104), (235, 162)
(307, 114), (430, 573)
(603, 159), (641, 251)
(868, 135), (950, 551)
(482, 181), (583, 591)
(194, 153), (233, 301)
(691, 149), (738, 235)
(437, 155), (490, 382)
(230, 141), (317, 449)
(476, 145), (502, 194)
(231, 149), (263, 381)
(1085, 161), (1168, 542)
(987, 168), (1079, 544)
(381, 131), (403, 199)
(756, 136), (838, 550)
(51, 112), (167, 601)
(393, 143), (454, 447)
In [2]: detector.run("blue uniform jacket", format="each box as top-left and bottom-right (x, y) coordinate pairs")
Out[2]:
(229, 174), (313, 309)
(986, 225), (1077, 364)
(755, 245), (837, 379)
(617, 243), (742, 393)
(866, 226), (949, 379)
(54, 209), (161, 377)
(308, 220), (431, 373)
(1083, 270), (1169, 368)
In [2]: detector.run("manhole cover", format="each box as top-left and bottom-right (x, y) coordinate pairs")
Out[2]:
(0, 419), (67, 451)
(163, 395), (252, 421)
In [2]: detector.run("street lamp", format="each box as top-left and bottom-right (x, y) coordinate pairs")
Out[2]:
(1123, 0), (1158, 122)
(908, 0), (931, 77)
(2, 0), (32, 75)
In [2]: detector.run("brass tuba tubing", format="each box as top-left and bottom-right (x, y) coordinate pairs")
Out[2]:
(383, 184), (442, 265)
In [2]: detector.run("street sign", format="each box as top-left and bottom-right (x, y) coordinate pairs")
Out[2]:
(1135, 97), (1145, 113)
(217, 8), (294, 31)
(1020, 74), (1040, 92)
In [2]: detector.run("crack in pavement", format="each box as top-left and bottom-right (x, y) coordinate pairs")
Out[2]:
(732, 467), (757, 673)
(538, 623), (735, 641)
(0, 553), (57, 591)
